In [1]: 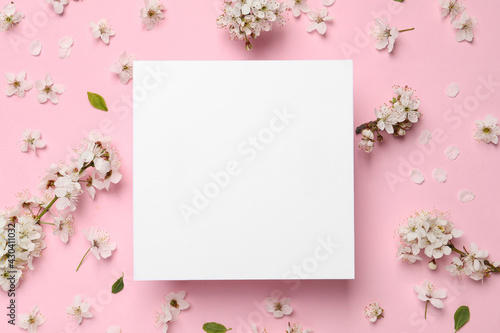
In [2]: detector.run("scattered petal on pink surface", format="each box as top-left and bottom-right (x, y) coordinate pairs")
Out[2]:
(418, 129), (432, 145)
(458, 190), (475, 202)
(445, 145), (460, 160)
(30, 40), (42, 56)
(59, 47), (72, 59)
(446, 83), (460, 98)
(59, 36), (74, 49)
(410, 169), (424, 184)
(432, 168), (447, 183)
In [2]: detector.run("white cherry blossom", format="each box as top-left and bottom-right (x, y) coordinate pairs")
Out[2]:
(18, 305), (46, 332)
(306, 7), (332, 35)
(66, 295), (93, 324)
(110, 51), (136, 85)
(5, 72), (32, 97)
(20, 129), (46, 153)
(141, 0), (165, 30)
(89, 18), (115, 44)
(452, 11), (477, 42)
(35, 74), (65, 104)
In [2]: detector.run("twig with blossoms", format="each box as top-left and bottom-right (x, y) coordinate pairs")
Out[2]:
(216, 0), (287, 51)
(0, 131), (122, 292)
(396, 210), (500, 281)
(355, 85), (421, 153)
(370, 18), (414, 53)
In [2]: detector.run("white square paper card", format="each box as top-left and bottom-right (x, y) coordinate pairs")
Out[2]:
(133, 60), (354, 280)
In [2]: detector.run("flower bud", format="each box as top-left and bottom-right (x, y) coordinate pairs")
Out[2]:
(428, 261), (437, 270)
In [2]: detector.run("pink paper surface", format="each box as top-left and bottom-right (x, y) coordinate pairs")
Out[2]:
(1, 0), (499, 332)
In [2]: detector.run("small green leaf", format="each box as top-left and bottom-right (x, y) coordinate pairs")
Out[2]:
(454, 306), (470, 332)
(87, 92), (108, 111)
(394, 0), (404, 2)
(202, 322), (232, 333)
(111, 273), (124, 294)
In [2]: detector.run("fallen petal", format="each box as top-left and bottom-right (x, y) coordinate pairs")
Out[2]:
(432, 168), (447, 183)
(59, 47), (72, 59)
(446, 83), (460, 98)
(59, 35), (74, 48)
(322, 0), (335, 6)
(458, 190), (474, 202)
(30, 40), (42, 56)
(418, 129), (432, 145)
(410, 169), (424, 184)
(445, 145), (460, 160)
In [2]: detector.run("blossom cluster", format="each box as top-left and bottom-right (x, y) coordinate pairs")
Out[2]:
(439, 0), (477, 42)
(445, 243), (500, 281)
(0, 2), (23, 31)
(0, 132), (122, 292)
(397, 211), (463, 263)
(356, 85), (422, 153)
(216, 0), (287, 50)
(363, 302), (384, 323)
(396, 210), (500, 281)
(155, 291), (190, 332)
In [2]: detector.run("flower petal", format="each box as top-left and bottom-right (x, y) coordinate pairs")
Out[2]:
(410, 169), (424, 185)
(445, 145), (460, 160)
(59, 35), (74, 48)
(458, 190), (474, 202)
(446, 83), (460, 98)
(59, 47), (72, 59)
(429, 298), (444, 308)
(432, 168), (447, 183)
(418, 129), (432, 145)
(30, 40), (42, 56)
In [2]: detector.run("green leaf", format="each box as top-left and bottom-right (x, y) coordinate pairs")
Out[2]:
(454, 306), (470, 332)
(111, 273), (124, 294)
(394, 0), (404, 2)
(202, 322), (232, 333)
(87, 92), (108, 111)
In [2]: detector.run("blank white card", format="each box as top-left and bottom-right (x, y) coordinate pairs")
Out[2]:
(133, 60), (354, 280)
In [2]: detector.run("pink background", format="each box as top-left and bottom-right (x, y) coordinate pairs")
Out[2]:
(1, 0), (500, 332)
